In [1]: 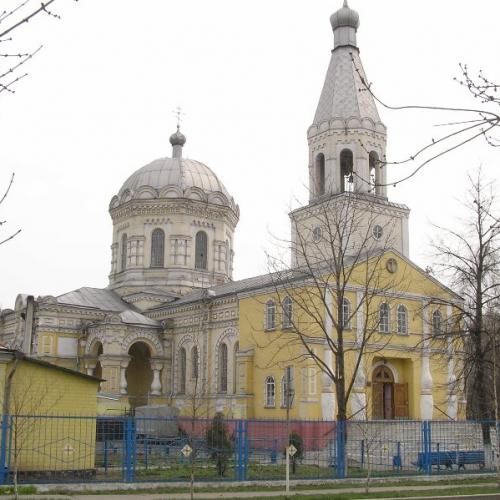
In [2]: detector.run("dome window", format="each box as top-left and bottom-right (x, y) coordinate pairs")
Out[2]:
(150, 228), (165, 268)
(120, 233), (128, 272)
(195, 231), (208, 270)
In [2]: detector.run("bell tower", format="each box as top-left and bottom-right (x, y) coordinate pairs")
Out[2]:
(290, 1), (410, 266)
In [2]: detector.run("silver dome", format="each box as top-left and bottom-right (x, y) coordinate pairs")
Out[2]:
(111, 157), (238, 214)
(169, 127), (186, 147)
(330, 1), (360, 31)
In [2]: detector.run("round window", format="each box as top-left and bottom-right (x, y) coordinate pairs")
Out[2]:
(373, 225), (383, 240)
(386, 258), (398, 274)
(312, 226), (322, 243)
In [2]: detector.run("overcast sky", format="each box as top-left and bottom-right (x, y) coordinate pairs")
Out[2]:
(1, 0), (499, 308)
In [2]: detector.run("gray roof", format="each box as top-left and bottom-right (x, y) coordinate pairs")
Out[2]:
(150, 247), (462, 312)
(313, 46), (382, 127)
(113, 157), (238, 213)
(57, 287), (132, 311)
(56, 287), (160, 327)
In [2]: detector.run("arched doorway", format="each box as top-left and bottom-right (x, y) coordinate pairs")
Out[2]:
(372, 365), (394, 419)
(126, 342), (153, 408)
(372, 365), (409, 420)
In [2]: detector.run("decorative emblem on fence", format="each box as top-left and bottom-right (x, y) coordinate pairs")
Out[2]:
(181, 444), (193, 457)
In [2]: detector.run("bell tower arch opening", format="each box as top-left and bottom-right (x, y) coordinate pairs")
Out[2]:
(315, 153), (326, 197)
(340, 149), (354, 193)
(126, 341), (153, 408)
(369, 151), (381, 196)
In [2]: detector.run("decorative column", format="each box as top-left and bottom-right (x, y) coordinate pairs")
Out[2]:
(120, 358), (129, 395)
(150, 360), (163, 396)
(99, 354), (128, 394)
(321, 348), (336, 420)
(420, 303), (434, 419)
(321, 287), (336, 420)
(446, 304), (458, 419)
(85, 363), (96, 376)
(351, 291), (367, 420)
(162, 336), (173, 396)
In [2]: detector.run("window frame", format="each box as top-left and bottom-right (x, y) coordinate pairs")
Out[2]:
(120, 233), (128, 272)
(264, 376), (276, 408)
(379, 302), (390, 333)
(195, 230), (208, 270)
(179, 347), (187, 394)
(265, 299), (276, 330)
(432, 310), (442, 336)
(150, 228), (165, 268)
(218, 342), (228, 393)
(282, 296), (293, 329)
(341, 297), (352, 330)
(397, 304), (408, 335)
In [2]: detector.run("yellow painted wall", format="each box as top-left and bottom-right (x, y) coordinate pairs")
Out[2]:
(0, 358), (99, 472)
(238, 250), (461, 420)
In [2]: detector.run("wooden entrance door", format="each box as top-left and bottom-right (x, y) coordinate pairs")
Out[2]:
(372, 365), (409, 420)
(372, 366), (408, 419)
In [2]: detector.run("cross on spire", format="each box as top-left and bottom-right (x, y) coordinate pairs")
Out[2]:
(173, 106), (185, 129)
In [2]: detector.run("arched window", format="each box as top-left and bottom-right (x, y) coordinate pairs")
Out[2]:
(315, 153), (325, 197)
(265, 376), (275, 407)
(397, 305), (408, 335)
(195, 231), (208, 270)
(282, 297), (293, 328)
(191, 346), (198, 380)
(150, 228), (165, 267)
(233, 341), (239, 394)
(265, 300), (276, 330)
(179, 347), (186, 394)
(432, 310), (442, 336)
(341, 297), (351, 329)
(379, 303), (390, 333)
(121, 233), (128, 271)
(369, 151), (380, 194)
(340, 149), (354, 193)
(218, 343), (228, 393)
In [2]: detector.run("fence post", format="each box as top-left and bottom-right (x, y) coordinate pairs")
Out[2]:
(235, 420), (248, 481)
(243, 419), (248, 480)
(422, 420), (432, 476)
(336, 420), (346, 479)
(124, 416), (136, 483)
(234, 420), (241, 481)
(0, 415), (9, 485)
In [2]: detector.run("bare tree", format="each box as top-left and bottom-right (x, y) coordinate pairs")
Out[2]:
(0, 0), (77, 95)
(430, 171), (500, 424)
(351, 56), (500, 189)
(262, 192), (411, 427)
(0, 173), (20, 246)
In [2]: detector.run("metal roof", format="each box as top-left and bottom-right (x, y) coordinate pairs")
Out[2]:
(56, 287), (161, 327)
(313, 46), (382, 127)
(116, 157), (235, 210)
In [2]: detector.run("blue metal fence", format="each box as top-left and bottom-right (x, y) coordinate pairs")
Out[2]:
(0, 415), (497, 484)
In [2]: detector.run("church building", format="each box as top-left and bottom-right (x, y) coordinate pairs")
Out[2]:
(0, 2), (464, 420)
